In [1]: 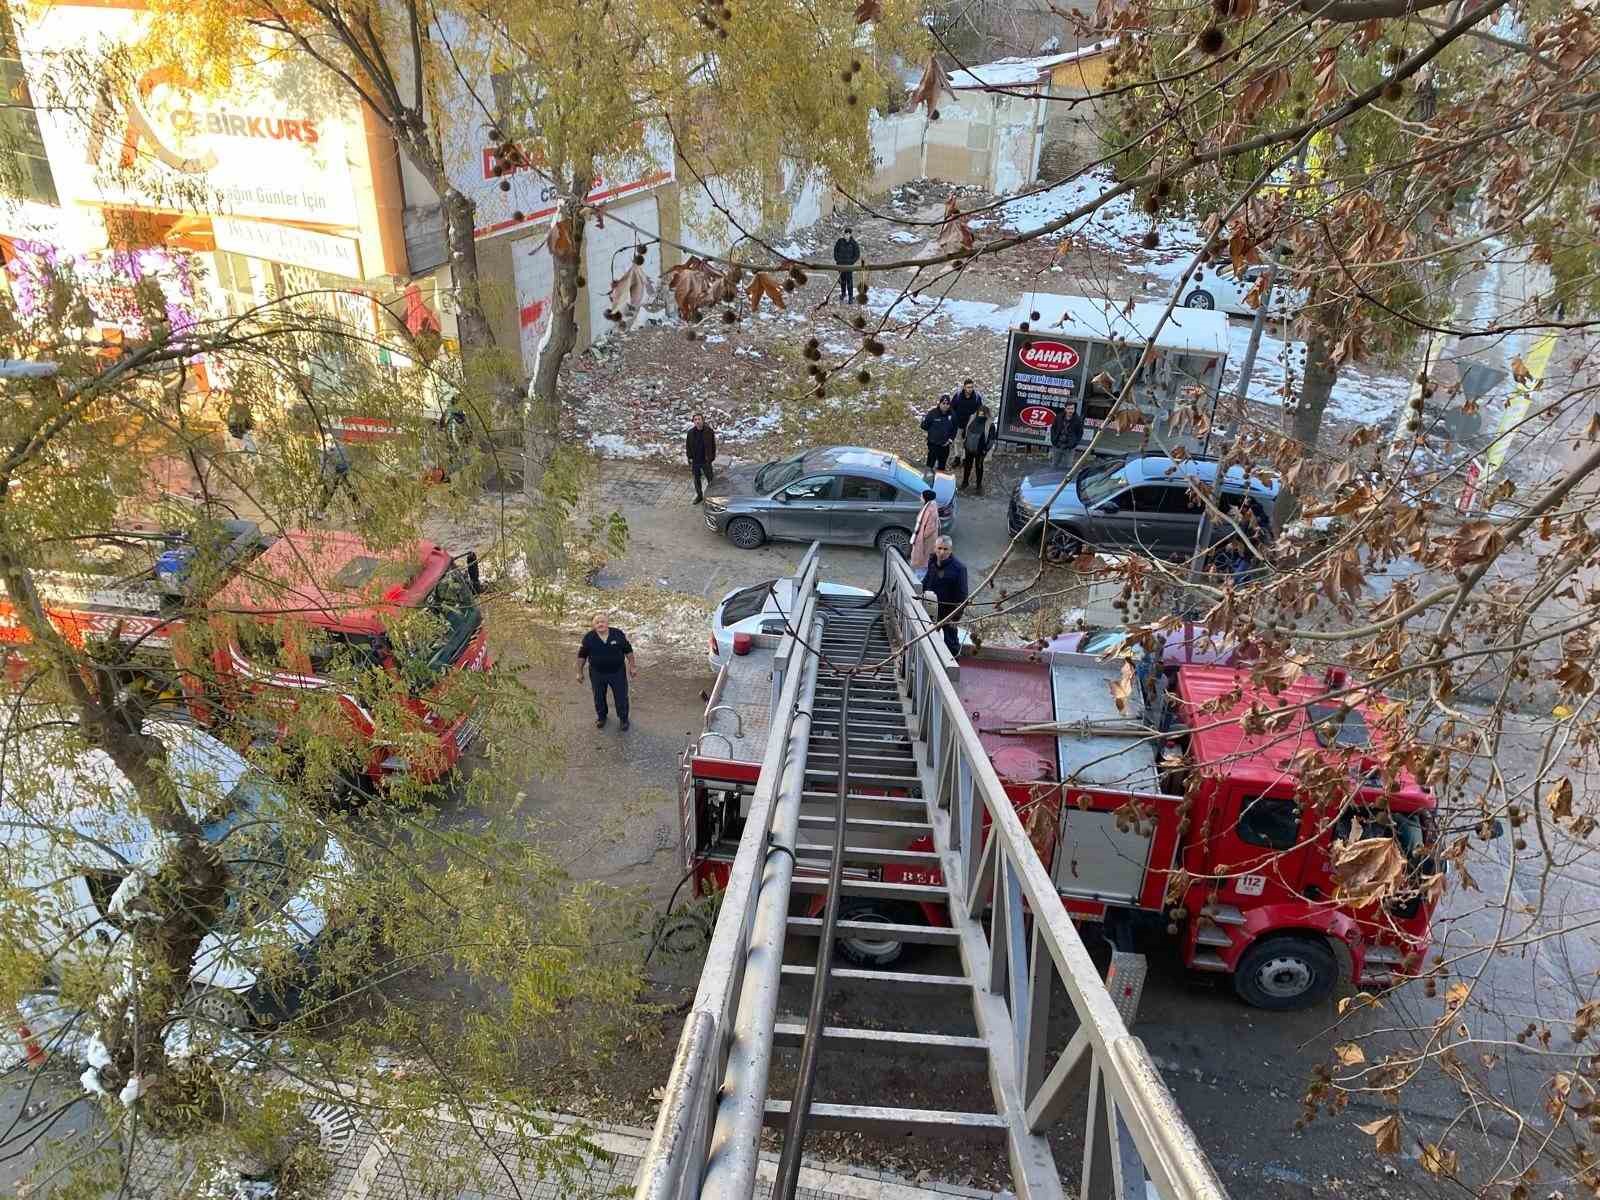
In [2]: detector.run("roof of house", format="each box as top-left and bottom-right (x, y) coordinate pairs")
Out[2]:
(948, 39), (1117, 91)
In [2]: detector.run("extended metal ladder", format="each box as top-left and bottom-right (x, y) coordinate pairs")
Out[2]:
(637, 545), (1227, 1200)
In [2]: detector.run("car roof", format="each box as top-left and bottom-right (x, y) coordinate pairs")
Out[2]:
(1121, 455), (1280, 496)
(802, 446), (902, 476)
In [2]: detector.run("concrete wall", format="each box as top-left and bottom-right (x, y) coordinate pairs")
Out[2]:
(1040, 54), (1113, 181)
(869, 112), (926, 189)
(674, 163), (834, 258)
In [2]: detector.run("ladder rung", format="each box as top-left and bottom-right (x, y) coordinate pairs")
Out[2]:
(805, 752), (918, 768)
(797, 814), (931, 834)
(789, 876), (950, 903)
(793, 842), (938, 865)
(799, 790), (923, 809)
(771, 1022), (985, 1057)
(762, 1101), (1006, 1140)
(786, 916), (958, 945)
(805, 769), (922, 790)
(780, 964), (968, 992)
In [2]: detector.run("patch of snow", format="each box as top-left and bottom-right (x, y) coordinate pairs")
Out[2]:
(949, 43), (1115, 90)
(119, 1074), (146, 1105)
(864, 287), (1014, 335)
(888, 230), (923, 245)
(775, 241), (810, 260)
(1220, 323), (1409, 425)
(85, 1032), (111, 1069)
(588, 434), (657, 460)
(703, 334), (727, 344)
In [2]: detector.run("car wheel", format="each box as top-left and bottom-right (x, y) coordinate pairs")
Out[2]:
(1184, 290), (1215, 310)
(875, 526), (912, 558)
(837, 902), (914, 967)
(726, 517), (765, 549)
(1043, 526), (1080, 563)
(1231, 935), (1337, 1011)
(189, 985), (255, 1030)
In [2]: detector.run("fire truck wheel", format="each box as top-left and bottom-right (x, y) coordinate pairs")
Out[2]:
(727, 518), (766, 550)
(837, 903), (913, 967)
(1232, 935), (1337, 1010)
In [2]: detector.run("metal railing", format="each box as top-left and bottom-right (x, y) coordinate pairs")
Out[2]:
(637, 546), (822, 1200)
(636, 544), (1226, 1200)
(883, 548), (1226, 1200)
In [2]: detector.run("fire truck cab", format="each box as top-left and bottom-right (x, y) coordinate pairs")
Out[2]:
(685, 635), (1440, 1011)
(0, 520), (491, 785)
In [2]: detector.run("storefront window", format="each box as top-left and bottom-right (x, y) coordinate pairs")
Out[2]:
(0, 4), (57, 206)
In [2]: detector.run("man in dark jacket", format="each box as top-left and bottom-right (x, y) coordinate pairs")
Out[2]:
(577, 611), (638, 730)
(921, 395), (957, 471)
(950, 378), (983, 435)
(833, 228), (861, 303)
(686, 413), (717, 503)
(1049, 399), (1085, 469)
(920, 537), (968, 659)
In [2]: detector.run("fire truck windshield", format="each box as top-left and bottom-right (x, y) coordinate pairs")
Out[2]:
(387, 566), (481, 682)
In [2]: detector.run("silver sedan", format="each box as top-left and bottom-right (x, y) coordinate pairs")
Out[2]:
(702, 446), (956, 554)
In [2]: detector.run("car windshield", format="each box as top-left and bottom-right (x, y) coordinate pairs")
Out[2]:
(199, 771), (315, 930)
(756, 453), (808, 493)
(1076, 463), (1126, 506)
(721, 581), (776, 626)
(387, 566), (482, 686)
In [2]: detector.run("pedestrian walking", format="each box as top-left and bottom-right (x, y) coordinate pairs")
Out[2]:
(833, 228), (861, 303)
(950, 379), (984, 436)
(960, 402), (997, 494)
(225, 399), (257, 455)
(577, 611), (637, 730)
(312, 438), (358, 520)
(1049, 400), (1085, 469)
(921, 395), (956, 471)
(686, 413), (717, 504)
(910, 487), (940, 572)
(920, 536), (969, 659)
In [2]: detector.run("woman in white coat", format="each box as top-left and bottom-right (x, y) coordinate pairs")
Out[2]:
(909, 488), (940, 572)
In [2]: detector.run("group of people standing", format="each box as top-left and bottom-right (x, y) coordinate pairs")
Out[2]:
(919, 379), (997, 494)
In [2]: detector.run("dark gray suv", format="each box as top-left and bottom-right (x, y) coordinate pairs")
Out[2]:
(1009, 454), (1283, 560)
(703, 446), (956, 554)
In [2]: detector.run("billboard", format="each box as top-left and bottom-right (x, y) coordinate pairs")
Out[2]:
(998, 330), (1089, 445)
(20, 9), (364, 228)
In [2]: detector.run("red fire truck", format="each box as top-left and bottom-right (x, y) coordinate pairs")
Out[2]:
(0, 520), (491, 784)
(683, 637), (1444, 1010)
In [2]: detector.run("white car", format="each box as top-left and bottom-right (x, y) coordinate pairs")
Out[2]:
(709, 578), (875, 670)
(1180, 263), (1307, 318)
(1, 718), (346, 1028)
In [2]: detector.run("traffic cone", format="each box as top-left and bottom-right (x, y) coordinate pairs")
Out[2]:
(14, 1022), (47, 1069)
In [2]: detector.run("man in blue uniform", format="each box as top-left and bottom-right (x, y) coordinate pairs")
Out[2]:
(577, 611), (637, 730)
(920, 536), (969, 659)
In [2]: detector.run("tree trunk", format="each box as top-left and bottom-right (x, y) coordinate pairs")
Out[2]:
(524, 171), (595, 501)
(1291, 327), (1339, 449)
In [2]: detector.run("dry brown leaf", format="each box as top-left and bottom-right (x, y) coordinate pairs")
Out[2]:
(1443, 981), (1470, 1010)
(1334, 1042), (1366, 1067)
(748, 271), (786, 313)
(935, 195), (975, 251)
(1446, 520), (1504, 569)
(1331, 836), (1405, 906)
(548, 217), (576, 258)
(1108, 661), (1135, 714)
(1357, 1114), (1401, 1155)
(907, 55), (954, 116)
(1547, 777), (1574, 821)
(1313, 47), (1341, 106)
(662, 256), (725, 321)
(609, 264), (649, 310)
(1420, 1143), (1458, 1177)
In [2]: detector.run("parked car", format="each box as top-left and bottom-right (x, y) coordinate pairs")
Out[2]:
(709, 578), (875, 671)
(703, 447), (956, 554)
(1, 719), (347, 1028)
(1009, 453), (1285, 561)
(1181, 263), (1306, 318)
(1031, 620), (1250, 669)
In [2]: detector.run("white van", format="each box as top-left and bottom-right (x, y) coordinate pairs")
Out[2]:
(0, 718), (346, 1028)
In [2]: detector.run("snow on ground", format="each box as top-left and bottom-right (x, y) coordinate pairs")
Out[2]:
(864, 286), (1014, 335)
(589, 433), (661, 459)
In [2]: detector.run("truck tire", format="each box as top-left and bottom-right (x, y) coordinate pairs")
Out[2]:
(837, 902), (914, 967)
(1231, 935), (1336, 1010)
(726, 517), (765, 549)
